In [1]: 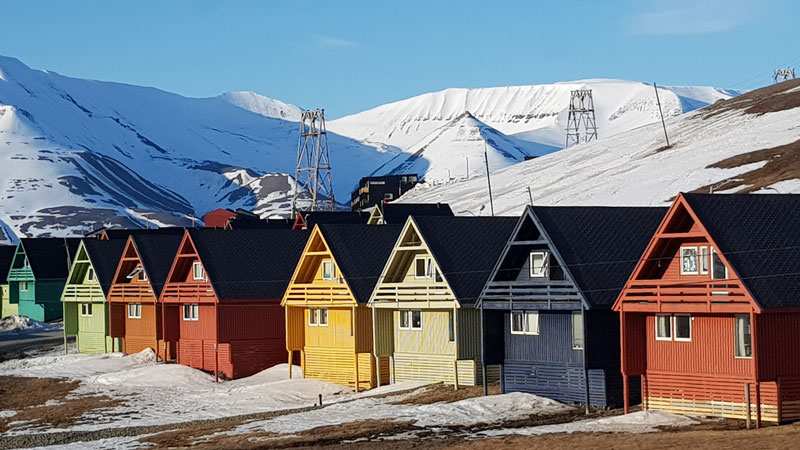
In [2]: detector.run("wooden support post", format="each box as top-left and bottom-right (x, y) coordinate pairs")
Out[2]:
(353, 306), (359, 393)
(63, 302), (68, 355)
(453, 360), (459, 390)
(288, 350), (294, 379)
(623, 374), (630, 414)
(751, 310), (761, 428)
(745, 383), (752, 429)
(479, 302), (488, 396)
(214, 303), (219, 383)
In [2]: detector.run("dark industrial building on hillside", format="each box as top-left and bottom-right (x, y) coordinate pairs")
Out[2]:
(350, 174), (419, 211)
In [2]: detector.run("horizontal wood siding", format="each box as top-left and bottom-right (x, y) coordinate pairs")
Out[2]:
(646, 315), (752, 376)
(76, 302), (108, 353)
(645, 371), (778, 421)
(304, 346), (355, 387)
(228, 339), (287, 379)
(778, 377), (800, 422)
(504, 360), (586, 404)
(394, 353), (457, 384)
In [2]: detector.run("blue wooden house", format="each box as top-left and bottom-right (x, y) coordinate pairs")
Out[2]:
(478, 206), (665, 407)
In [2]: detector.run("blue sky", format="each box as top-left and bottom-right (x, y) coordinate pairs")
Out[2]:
(2, 0), (799, 118)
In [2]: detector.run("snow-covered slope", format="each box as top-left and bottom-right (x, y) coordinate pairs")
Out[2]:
(329, 79), (740, 154)
(400, 79), (800, 214)
(371, 112), (555, 182)
(0, 56), (394, 239)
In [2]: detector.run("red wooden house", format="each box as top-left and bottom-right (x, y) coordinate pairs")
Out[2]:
(160, 228), (310, 379)
(108, 231), (184, 359)
(614, 193), (800, 425)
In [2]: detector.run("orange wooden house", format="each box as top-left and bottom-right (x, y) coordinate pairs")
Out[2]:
(160, 228), (309, 379)
(614, 193), (800, 425)
(108, 231), (184, 359)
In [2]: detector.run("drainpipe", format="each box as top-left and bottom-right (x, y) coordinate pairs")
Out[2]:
(581, 304), (590, 414)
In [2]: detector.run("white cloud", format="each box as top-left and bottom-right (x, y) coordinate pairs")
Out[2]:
(313, 35), (359, 48)
(627, 0), (754, 35)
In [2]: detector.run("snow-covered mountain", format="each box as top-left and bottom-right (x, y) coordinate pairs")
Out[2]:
(0, 54), (744, 241)
(399, 79), (800, 215)
(0, 56), (394, 240)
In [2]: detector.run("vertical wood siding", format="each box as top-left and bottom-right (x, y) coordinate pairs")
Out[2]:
(395, 309), (454, 355)
(75, 302), (108, 353)
(504, 311), (582, 364)
(622, 313), (647, 375)
(1, 284), (18, 318)
(373, 308), (394, 357)
(286, 306), (305, 351)
(645, 314), (752, 376)
(756, 312), (800, 380)
(456, 307), (481, 360)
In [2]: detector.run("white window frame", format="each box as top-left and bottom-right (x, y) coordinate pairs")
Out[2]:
(673, 314), (692, 342)
(711, 247), (728, 280)
(321, 260), (335, 281)
(399, 310), (422, 331)
(680, 246), (699, 275)
(86, 267), (96, 282)
(192, 262), (205, 281)
(699, 246), (709, 275)
(510, 311), (539, 335)
(319, 308), (328, 326)
(80, 303), (93, 317)
(655, 314), (672, 341)
(22, 257), (29, 269)
(384, 193), (394, 200)
(19, 281), (28, 292)
(734, 314), (752, 359)
(127, 266), (147, 282)
(128, 303), (142, 319)
(182, 304), (199, 321)
(529, 251), (550, 278)
(414, 256), (430, 279)
(309, 308), (319, 326)
(571, 311), (584, 350)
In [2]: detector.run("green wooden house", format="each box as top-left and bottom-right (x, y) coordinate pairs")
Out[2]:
(7, 238), (81, 322)
(62, 238), (126, 353)
(0, 245), (16, 318)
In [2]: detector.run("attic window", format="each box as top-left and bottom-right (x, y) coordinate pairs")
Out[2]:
(22, 257), (29, 269)
(86, 268), (96, 282)
(699, 246), (709, 275)
(321, 260), (336, 281)
(127, 265), (148, 282)
(414, 256), (435, 279)
(680, 247), (699, 275)
(192, 262), (205, 281)
(711, 248), (727, 280)
(529, 252), (550, 278)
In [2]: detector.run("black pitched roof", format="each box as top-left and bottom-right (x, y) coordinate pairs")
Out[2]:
(304, 211), (370, 227)
(413, 216), (517, 305)
(316, 224), (403, 304)
(187, 228), (310, 300)
(683, 193), (800, 309)
(531, 206), (667, 309)
(227, 216), (293, 230)
(0, 245), (16, 285)
(379, 203), (453, 224)
(100, 227), (187, 240)
(20, 238), (82, 279)
(82, 238), (127, 296)
(130, 232), (184, 298)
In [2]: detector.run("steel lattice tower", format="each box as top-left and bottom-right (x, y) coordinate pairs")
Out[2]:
(292, 109), (336, 217)
(565, 89), (598, 148)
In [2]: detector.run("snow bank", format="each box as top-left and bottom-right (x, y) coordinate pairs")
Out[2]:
(480, 410), (698, 436)
(0, 315), (61, 334)
(415, 392), (570, 427)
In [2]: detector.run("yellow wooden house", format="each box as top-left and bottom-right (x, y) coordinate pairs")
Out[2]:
(369, 215), (516, 387)
(283, 223), (402, 391)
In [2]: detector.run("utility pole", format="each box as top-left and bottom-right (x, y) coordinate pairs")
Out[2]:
(565, 89), (598, 148)
(653, 83), (670, 148)
(292, 109), (336, 216)
(464, 156), (469, 179)
(527, 186), (534, 206)
(484, 141), (495, 217)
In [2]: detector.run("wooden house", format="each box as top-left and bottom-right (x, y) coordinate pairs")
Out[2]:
(366, 203), (453, 225)
(161, 228), (309, 379)
(614, 193), (800, 425)
(0, 245), (16, 318)
(107, 231), (183, 359)
(6, 238), (81, 322)
(478, 206), (666, 407)
(350, 174), (420, 210)
(283, 223), (402, 391)
(369, 216), (516, 387)
(62, 238), (127, 353)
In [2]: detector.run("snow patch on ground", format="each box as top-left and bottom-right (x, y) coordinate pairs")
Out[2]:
(0, 316), (62, 334)
(479, 411), (698, 436)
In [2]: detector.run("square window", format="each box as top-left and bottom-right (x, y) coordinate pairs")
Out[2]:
(674, 315), (692, 341)
(734, 314), (752, 358)
(655, 314), (671, 340)
(572, 311), (584, 350)
(529, 252), (550, 278)
(321, 261), (335, 281)
(81, 303), (93, 316)
(680, 247), (699, 275)
(192, 262), (205, 281)
(128, 303), (142, 319)
(511, 311), (539, 335)
(182, 304), (199, 321)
